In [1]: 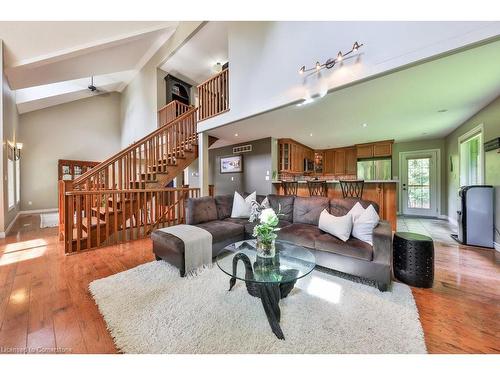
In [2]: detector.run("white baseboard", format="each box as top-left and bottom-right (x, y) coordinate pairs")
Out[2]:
(19, 208), (58, 214)
(0, 208), (58, 238)
(1, 211), (22, 237)
(494, 242), (500, 252)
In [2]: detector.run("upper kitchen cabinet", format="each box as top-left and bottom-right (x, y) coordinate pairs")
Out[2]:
(334, 149), (346, 175)
(345, 147), (357, 175)
(278, 139), (314, 173)
(356, 140), (394, 159)
(323, 149), (335, 174)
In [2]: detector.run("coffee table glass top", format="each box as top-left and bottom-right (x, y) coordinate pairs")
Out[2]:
(216, 240), (316, 284)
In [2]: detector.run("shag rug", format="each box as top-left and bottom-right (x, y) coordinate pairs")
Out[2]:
(89, 261), (426, 354)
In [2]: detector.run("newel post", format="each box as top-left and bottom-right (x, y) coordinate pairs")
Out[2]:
(58, 180), (73, 241)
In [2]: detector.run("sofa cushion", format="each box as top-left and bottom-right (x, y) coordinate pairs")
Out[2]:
(314, 234), (373, 261)
(330, 198), (379, 217)
(267, 194), (295, 222)
(293, 196), (330, 225)
(186, 196), (218, 225)
(195, 220), (244, 244)
(214, 195), (233, 220)
(277, 223), (323, 249)
(231, 191), (256, 218)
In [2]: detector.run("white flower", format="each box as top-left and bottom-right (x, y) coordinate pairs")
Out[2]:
(259, 208), (278, 226)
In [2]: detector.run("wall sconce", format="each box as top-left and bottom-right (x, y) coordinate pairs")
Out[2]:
(299, 41), (363, 75)
(14, 142), (23, 161)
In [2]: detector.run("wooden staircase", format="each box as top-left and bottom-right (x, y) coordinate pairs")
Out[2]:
(59, 101), (202, 254)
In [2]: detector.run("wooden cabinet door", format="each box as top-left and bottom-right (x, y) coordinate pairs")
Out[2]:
(334, 149), (346, 175)
(345, 147), (357, 175)
(373, 142), (392, 157)
(356, 144), (373, 159)
(323, 149), (335, 174)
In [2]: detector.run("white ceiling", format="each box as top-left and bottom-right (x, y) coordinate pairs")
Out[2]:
(160, 21), (228, 85)
(208, 39), (500, 149)
(0, 21), (178, 113)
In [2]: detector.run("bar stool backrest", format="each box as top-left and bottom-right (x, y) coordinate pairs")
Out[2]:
(307, 180), (328, 197)
(339, 180), (364, 198)
(282, 181), (298, 196)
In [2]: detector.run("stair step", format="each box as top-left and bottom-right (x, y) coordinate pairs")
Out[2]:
(91, 206), (123, 218)
(82, 216), (106, 231)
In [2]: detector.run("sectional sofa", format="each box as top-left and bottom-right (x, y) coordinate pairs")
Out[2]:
(152, 193), (393, 291)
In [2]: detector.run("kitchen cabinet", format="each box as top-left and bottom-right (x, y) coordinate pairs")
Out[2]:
(356, 140), (393, 159)
(278, 139), (314, 173)
(373, 142), (392, 157)
(323, 149), (335, 174)
(345, 147), (357, 175)
(334, 149), (346, 175)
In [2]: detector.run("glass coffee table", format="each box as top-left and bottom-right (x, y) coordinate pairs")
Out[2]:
(216, 240), (316, 340)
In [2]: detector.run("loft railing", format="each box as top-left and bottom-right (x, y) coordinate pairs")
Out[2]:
(72, 107), (198, 191)
(197, 68), (229, 121)
(61, 187), (200, 254)
(157, 100), (192, 128)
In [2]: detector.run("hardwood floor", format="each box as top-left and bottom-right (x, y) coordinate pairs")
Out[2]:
(0, 214), (498, 354)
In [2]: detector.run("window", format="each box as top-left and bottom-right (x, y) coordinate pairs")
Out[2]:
(7, 146), (15, 210)
(459, 125), (484, 186)
(407, 157), (431, 209)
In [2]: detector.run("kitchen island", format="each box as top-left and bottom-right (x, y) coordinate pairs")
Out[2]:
(272, 180), (398, 230)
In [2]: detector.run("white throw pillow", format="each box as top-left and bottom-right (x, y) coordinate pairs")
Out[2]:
(231, 191), (256, 218)
(351, 205), (380, 245)
(348, 202), (366, 222)
(318, 209), (353, 242)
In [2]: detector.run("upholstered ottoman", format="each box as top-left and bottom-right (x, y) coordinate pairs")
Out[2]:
(151, 230), (188, 276)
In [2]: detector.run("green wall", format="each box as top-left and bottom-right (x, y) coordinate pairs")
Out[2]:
(445, 95), (500, 245)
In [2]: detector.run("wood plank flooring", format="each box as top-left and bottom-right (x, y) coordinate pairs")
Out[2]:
(0, 214), (498, 354)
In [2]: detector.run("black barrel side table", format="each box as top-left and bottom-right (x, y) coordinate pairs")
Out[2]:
(393, 232), (434, 288)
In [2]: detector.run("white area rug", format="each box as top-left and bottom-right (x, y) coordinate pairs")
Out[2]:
(89, 261), (426, 354)
(40, 212), (59, 228)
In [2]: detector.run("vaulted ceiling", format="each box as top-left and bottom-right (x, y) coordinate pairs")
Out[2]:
(0, 21), (178, 113)
(208, 38), (500, 149)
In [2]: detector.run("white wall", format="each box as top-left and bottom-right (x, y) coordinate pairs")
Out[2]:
(19, 93), (122, 211)
(199, 21), (500, 133)
(120, 22), (203, 147)
(0, 40), (20, 234)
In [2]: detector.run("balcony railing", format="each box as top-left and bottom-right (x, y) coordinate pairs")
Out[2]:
(197, 68), (229, 121)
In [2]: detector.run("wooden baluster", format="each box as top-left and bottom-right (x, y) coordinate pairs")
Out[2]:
(75, 195), (81, 252)
(143, 190), (148, 236)
(65, 195), (74, 253)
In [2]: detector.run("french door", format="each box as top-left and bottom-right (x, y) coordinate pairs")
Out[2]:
(400, 150), (439, 217)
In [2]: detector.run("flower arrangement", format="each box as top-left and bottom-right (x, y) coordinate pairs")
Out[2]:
(249, 200), (281, 258)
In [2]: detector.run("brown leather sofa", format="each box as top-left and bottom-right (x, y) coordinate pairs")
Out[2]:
(152, 193), (392, 291)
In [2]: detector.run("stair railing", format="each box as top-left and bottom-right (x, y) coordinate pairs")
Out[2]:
(197, 68), (229, 121)
(63, 187), (200, 254)
(157, 100), (192, 128)
(72, 106), (198, 191)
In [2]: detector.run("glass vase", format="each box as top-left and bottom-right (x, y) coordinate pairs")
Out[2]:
(256, 237), (276, 258)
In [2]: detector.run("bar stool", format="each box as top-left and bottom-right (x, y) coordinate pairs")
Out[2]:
(339, 180), (364, 199)
(281, 181), (298, 196)
(307, 180), (328, 197)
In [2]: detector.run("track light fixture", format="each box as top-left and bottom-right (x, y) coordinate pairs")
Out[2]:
(299, 41), (363, 75)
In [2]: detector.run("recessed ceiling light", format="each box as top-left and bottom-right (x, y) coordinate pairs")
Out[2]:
(310, 133), (313, 137)
(234, 133), (238, 137)
(362, 123), (368, 128)
(437, 109), (448, 113)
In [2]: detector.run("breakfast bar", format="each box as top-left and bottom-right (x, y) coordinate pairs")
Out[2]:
(272, 180), (398, 230)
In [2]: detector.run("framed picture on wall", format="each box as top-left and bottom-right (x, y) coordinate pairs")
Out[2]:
(220, 155), (243, 174)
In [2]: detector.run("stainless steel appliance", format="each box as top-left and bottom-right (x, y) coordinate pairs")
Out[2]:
(452, 185), (494, 248)
(357, 158), (392, 180)
(303, 158), (314, 173)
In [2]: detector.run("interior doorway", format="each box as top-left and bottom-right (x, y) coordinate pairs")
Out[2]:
(399, 149), (440, 217)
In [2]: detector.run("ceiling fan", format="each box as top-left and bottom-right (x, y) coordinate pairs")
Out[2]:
(87, 76), (110, 96)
